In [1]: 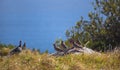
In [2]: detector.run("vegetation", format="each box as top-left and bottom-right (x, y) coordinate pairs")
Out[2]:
(0, 0), (120, 70)
(54, 0), (120, 52)
(0, 43), (15, 56)
(0, 48), (120, 70)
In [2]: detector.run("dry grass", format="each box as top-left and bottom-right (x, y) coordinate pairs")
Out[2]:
(0, 49), (120, 70)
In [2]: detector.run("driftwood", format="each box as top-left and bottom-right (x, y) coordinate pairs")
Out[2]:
(52, 40), (96, 56)
(61, 41), (67, 49)
(53, 44), (63, 52)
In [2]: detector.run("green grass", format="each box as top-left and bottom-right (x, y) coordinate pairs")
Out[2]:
(0, 49), (120, 70)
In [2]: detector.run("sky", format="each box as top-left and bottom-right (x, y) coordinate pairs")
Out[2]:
(0, 0), (93, 53)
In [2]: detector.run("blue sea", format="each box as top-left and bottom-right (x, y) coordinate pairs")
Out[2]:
(0, 21), (74, 53)
(0, 0), (92, 53)
(0, 13), (77, 53)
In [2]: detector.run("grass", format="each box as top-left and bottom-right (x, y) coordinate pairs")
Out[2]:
(0, 49), (120, 70)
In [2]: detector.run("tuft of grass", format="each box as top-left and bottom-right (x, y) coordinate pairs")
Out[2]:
(0, 49), (120, 70)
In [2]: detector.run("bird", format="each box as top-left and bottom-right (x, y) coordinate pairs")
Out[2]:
(9, 40), (22, 55)
(22, 42), (26, 50)
(18, 40), (22, 48)
(53, 44), (63, 52)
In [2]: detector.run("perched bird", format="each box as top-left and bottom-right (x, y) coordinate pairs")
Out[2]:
(18, 40), (22, 48)
(9, 40), (22, 55)
(22, 42), (26, 50)
(53, 44), (63, 52)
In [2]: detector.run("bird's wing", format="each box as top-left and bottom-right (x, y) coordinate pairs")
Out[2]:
(9, 47), (19, 54)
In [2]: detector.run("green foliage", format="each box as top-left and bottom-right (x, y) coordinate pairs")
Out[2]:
(44, 49), (49, 53)
(37, 49), (41, 54)
(64, 0), (120, 51)
(0, 43), (7, 49)
(55, 39), (63, 46)
(7, 44), (15, 49)
(0, 43), (15, 50)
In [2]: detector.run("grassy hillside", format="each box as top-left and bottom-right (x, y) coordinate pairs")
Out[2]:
(0, 49), (120, 70)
